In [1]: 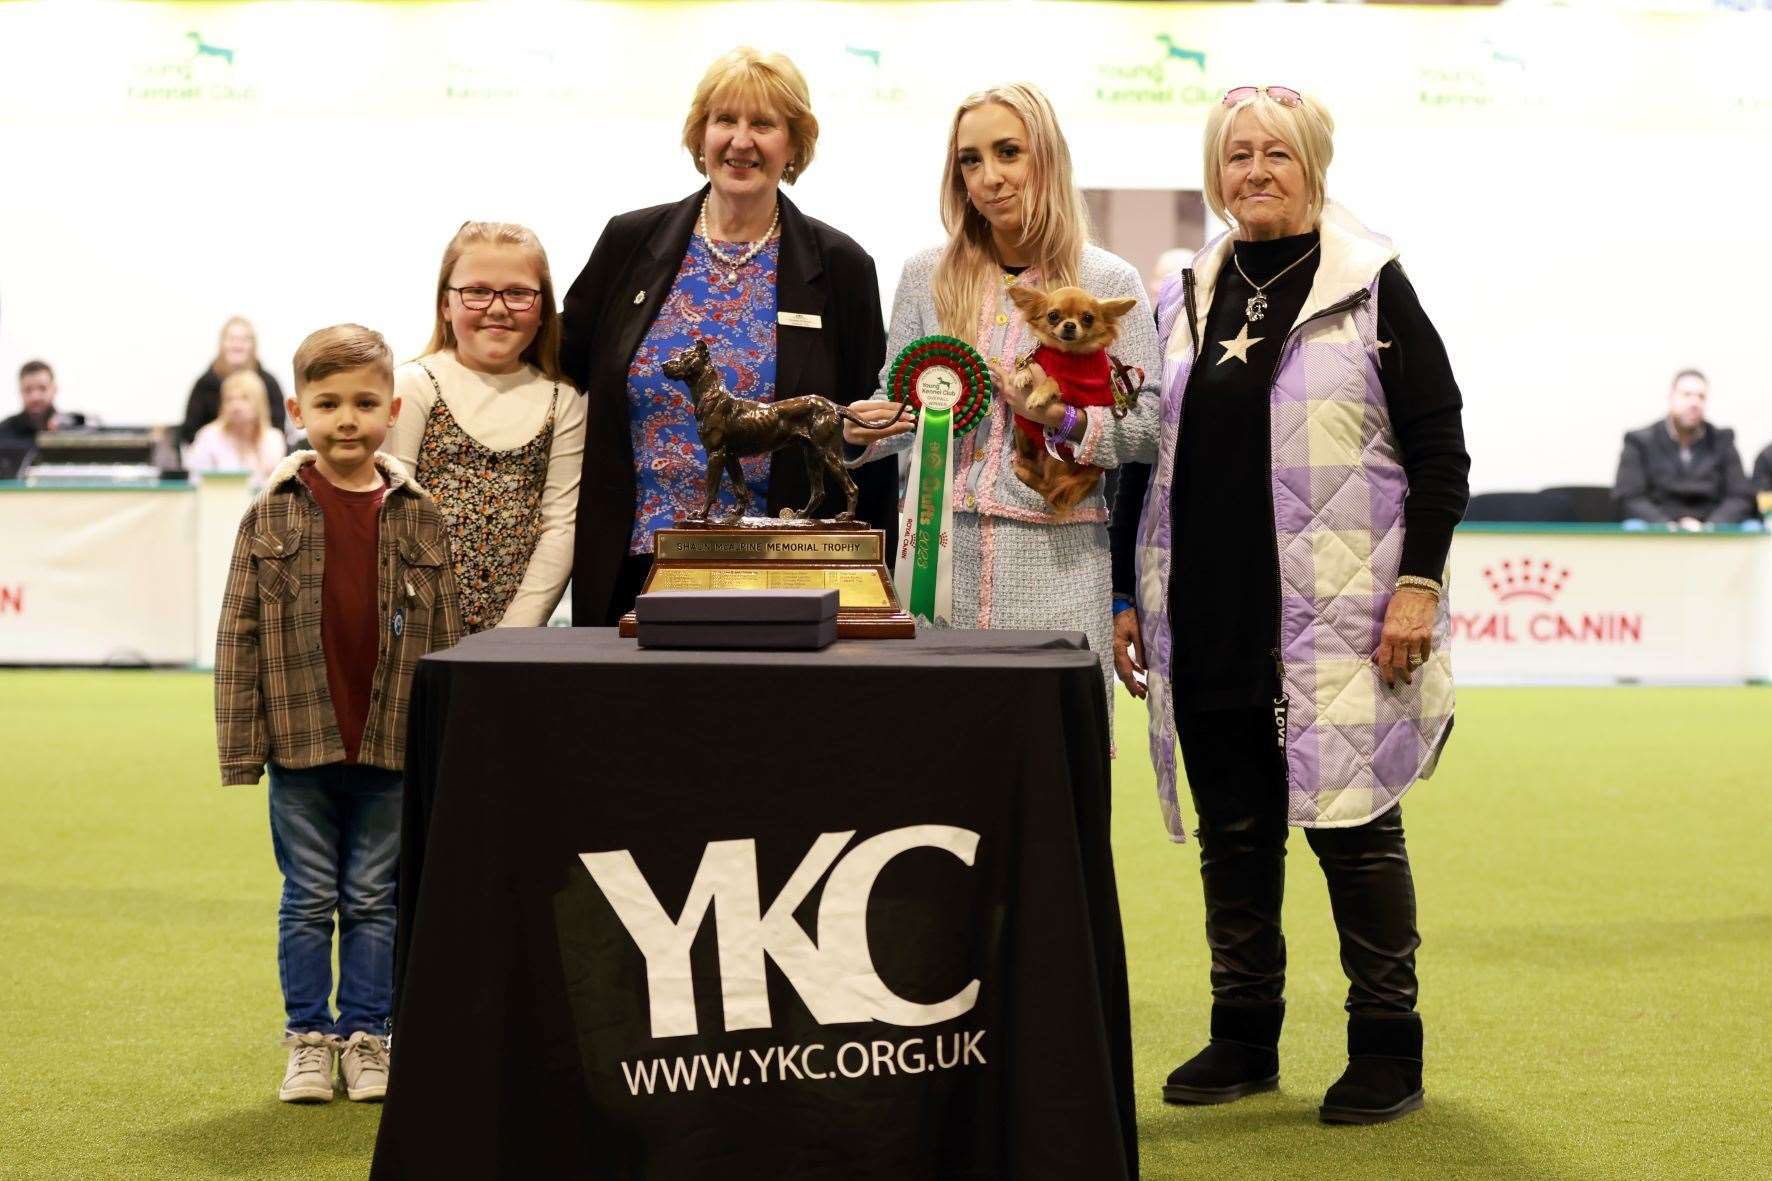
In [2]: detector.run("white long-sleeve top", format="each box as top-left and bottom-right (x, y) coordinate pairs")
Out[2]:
(388, 349), (586, 627)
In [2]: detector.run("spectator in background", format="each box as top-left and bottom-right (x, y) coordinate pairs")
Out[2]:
(1753, 441), (1772, 517)
(180, 316), (287, 445)
(184, 368), (287, 485)
(1, 360), (86, 440)
(1613, 369), (1755, 528)
(1147, 246), (1194, 303)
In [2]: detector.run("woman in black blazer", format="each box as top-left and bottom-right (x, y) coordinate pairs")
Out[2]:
(560, 48), (894, 626)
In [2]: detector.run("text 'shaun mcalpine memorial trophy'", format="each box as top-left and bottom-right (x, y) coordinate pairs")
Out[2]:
(618, 338), (949, 639)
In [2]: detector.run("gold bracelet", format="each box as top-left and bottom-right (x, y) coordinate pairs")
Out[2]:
(1395, 575), (1442, 597)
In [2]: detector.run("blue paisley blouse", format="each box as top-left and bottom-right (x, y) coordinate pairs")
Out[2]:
(626, 233), (780, 552)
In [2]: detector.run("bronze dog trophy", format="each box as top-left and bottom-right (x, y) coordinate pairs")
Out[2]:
(616, 339), (915, 639)
(660, 338), (903, 523)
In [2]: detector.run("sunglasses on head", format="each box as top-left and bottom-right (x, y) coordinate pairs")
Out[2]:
(1222, 85), (1303, 108)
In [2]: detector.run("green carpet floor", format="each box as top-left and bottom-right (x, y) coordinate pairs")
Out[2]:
(1, 672), (1767, 1179)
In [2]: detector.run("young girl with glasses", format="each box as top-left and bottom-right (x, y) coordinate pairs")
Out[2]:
(387, 221), (586, 633)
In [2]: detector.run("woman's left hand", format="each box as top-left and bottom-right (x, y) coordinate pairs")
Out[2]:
(1374, 587), (1438, 687)
(991, 361), (1056, 426)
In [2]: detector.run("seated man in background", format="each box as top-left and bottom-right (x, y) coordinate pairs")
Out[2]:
(0, 360), (86, 440)
(1754, 441), (1772, 517)
(1612, 369), (1754, 528)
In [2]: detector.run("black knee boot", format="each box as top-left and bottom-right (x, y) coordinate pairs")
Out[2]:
(1168, 710), (1291, 1105)
(1165, 810), (1288, 1104)
(1319, 1013), (1424, 1124)
(1163, 1001), (1284, 1104)
(1307, 808), (1424, 1123)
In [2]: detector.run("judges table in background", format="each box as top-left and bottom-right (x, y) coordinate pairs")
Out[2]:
(0, 474), (250, 667)
(372, 628), (1137, 1181)
(1448, 524), (1772, 684)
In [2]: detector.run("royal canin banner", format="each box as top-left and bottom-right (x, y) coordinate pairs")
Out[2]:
(1447, 529), (1771, 683)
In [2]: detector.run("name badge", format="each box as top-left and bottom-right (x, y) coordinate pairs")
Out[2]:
(778, 311), (823, 329)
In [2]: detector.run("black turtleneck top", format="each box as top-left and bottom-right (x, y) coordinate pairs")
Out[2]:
(1110, 230), (1470, 711)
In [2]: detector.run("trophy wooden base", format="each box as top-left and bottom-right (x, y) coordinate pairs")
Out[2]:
(618, 518), (915, 640)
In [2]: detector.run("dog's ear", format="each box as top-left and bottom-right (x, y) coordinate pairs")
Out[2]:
(1007, 286), (1046, 317)
(1098, 297), (1139, 323)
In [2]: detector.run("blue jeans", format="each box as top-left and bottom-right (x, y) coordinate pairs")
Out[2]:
(268, 762), (402, 1037)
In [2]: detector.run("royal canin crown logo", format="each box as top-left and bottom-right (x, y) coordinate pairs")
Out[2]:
(1481, 558), (1570, 603)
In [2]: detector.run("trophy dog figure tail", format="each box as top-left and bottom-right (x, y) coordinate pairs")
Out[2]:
(662, 339), (904, 523)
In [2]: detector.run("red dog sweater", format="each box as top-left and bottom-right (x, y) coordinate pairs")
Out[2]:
(1014, 345), (1115, 456)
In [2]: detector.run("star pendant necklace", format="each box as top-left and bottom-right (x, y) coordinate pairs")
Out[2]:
(1232, 240), (1320, 325)
(699, 197), (780, 283)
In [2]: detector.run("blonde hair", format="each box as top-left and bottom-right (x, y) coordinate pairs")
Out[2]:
(682, 47), (818, 183)
(293, 324), (394, 396)
(217, 367), (272, 435)
(1203, 91), (1335, 229)
(210, 315), (259, 378)
(422, 221), (564, 381)
(932, 83), (1089, 340)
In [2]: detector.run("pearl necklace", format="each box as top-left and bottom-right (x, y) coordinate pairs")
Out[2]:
(698, 198), (779, 283)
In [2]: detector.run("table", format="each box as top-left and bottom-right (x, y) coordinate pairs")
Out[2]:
(372, 628), (1137, 1181)
(1448, 524), (1772, 684)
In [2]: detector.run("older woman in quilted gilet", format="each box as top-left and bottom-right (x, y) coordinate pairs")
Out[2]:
(1109, 86), (1470, 1125)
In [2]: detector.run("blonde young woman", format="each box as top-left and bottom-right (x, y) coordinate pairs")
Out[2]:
(184, 367), (286, 486)
(844, 83), (1160, 706)
(180, 315), (287, 445)
(387, 222), (586, 633)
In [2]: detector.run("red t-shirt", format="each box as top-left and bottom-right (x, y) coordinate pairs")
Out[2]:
(1015, 345), (1115, 447)
(298, 465), (386, 763)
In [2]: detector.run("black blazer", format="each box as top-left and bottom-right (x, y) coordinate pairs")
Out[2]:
(1612, 419), (1755, 524)
(561, 187), (894, 625)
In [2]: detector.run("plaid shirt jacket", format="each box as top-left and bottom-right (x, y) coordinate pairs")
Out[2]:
(215, 451), (462, 786)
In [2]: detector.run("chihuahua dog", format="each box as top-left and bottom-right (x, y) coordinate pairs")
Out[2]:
(1006, 285), (1138, 514)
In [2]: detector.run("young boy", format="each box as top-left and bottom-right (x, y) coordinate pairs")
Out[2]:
(215, 324), (462, 1104)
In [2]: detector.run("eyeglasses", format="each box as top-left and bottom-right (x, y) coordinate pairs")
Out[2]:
(1222, 85), (1303, 108)
(448, 286), (541, 312)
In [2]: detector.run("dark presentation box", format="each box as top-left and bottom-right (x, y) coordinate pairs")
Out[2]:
(634, 588), (839, 650)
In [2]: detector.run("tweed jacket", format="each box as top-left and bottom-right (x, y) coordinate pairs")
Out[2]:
(214, 451), (462, 786)
(1137, 205), (1455, 841)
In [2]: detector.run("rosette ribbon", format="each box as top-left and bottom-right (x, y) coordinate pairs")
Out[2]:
(885, 336), (991, 626)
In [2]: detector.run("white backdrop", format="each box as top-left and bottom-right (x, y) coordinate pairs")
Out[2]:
(2, 0), (1771, 493)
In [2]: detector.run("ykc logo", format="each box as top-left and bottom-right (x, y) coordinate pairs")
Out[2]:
(1452, 555), (1642, 645)
(581, 825), (981, 1039)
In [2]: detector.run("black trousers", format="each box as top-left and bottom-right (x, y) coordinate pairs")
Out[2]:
(1177, 707), (1420, 1015)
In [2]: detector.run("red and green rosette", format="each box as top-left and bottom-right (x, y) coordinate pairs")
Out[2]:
(887, 335), (992, 437)
(888, 336), (990, 625)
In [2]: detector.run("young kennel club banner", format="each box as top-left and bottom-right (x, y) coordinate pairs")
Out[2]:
(373, 629), (1135, 1180)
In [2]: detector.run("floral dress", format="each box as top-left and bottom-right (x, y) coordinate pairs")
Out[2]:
(413, 362), (557, 633)
(626, 233), (780, 552)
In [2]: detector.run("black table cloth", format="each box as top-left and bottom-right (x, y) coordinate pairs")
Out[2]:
(372, 627), (1136, 1180)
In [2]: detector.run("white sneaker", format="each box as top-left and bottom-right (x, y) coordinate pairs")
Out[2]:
(338, 1031), (390, 1101)
(279, 1031), (336, 1103)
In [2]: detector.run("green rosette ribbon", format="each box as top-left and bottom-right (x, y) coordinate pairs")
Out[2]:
(888, 336), (992, 625)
